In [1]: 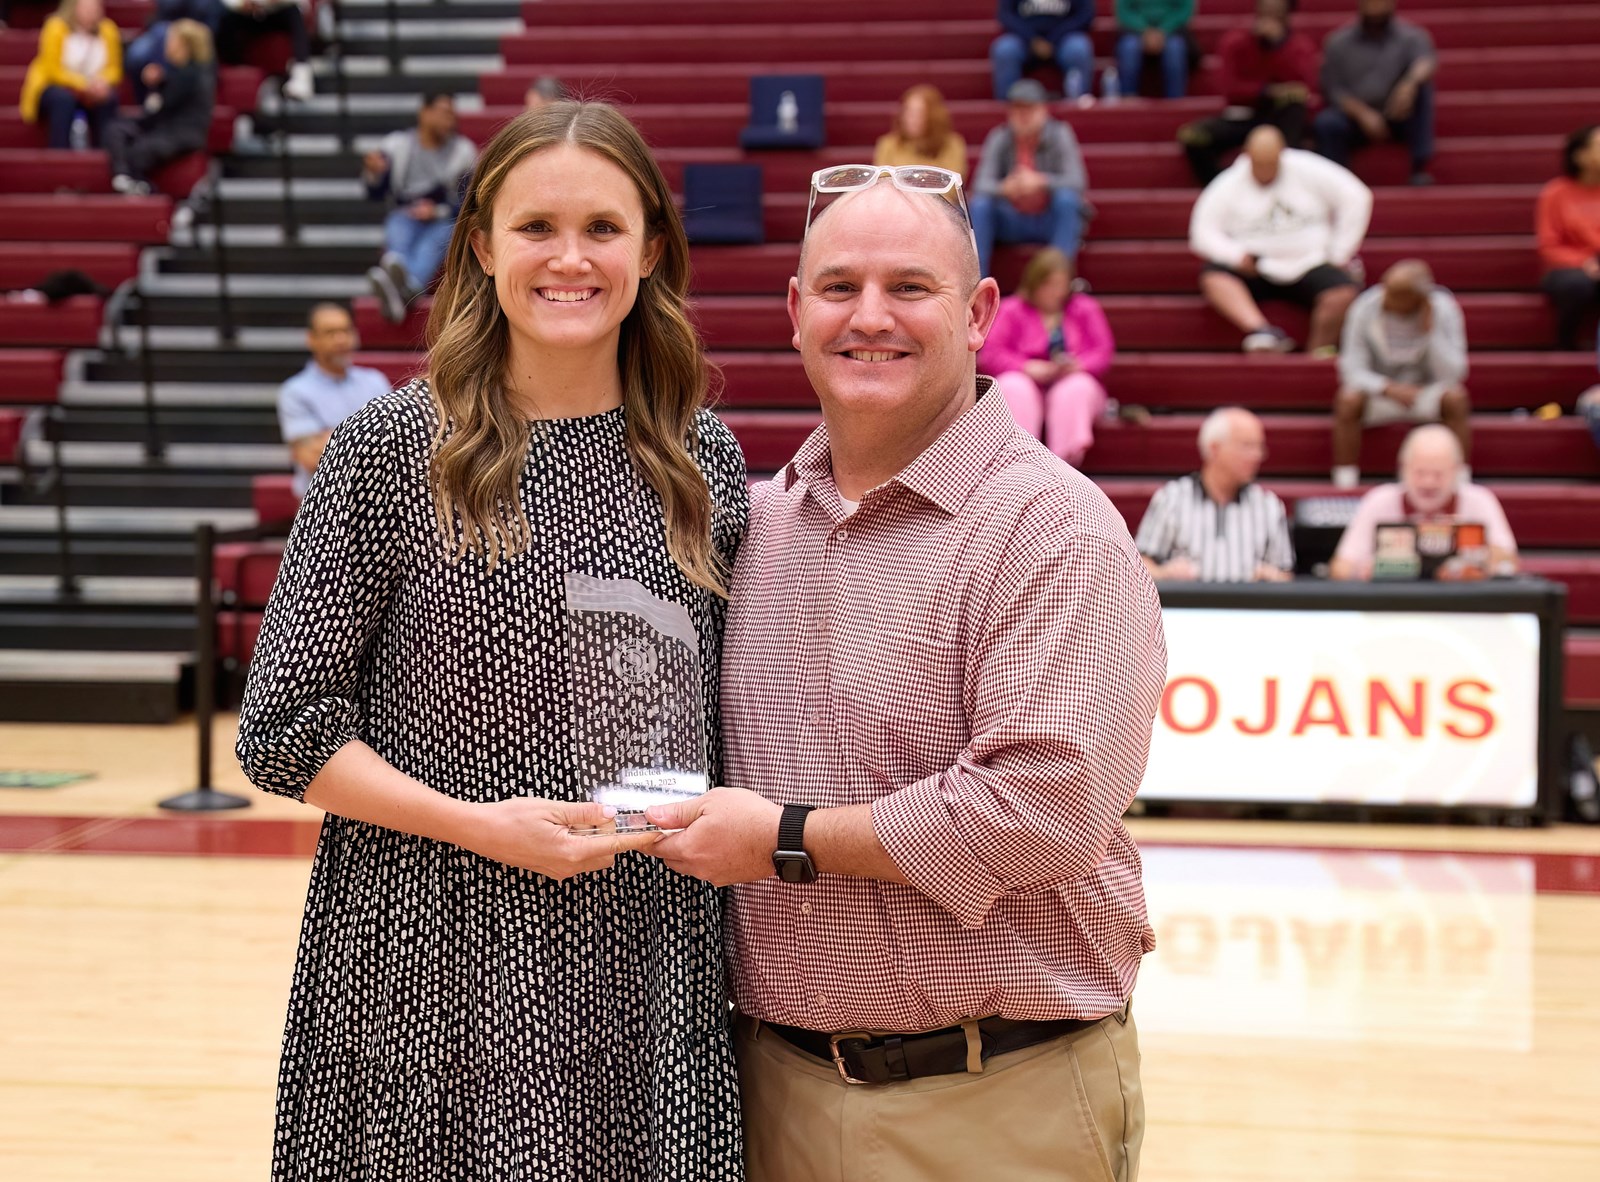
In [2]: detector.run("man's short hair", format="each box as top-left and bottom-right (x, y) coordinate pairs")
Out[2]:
(307, 301), (352, 331)
(1198, 407), (1244, 457)
(1563, 124), (1599, 179)
(799, 186), (980, 294)
(1398, 423), (1464, 469)
(421, 91), (453, 110)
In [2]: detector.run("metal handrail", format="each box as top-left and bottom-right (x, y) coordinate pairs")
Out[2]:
(44, 407), (78, 600)
(208, 161), (239, 344)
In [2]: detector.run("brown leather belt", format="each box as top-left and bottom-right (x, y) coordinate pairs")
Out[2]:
(761, 1014), (1105, 1085)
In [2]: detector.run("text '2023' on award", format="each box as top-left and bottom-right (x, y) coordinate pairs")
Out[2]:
(564, 572), (708, 834)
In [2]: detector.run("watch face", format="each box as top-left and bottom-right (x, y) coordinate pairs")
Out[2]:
(773, 852), (818, 884)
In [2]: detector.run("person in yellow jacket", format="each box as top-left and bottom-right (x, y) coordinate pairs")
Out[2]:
(872, 85), (968, 177)
(20, 0), (122, 149)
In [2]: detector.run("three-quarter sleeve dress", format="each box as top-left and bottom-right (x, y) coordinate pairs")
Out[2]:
(236, 379), (749, 1181)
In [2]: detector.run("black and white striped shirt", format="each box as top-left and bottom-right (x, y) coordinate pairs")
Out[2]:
(1134, 473), (1295, 581)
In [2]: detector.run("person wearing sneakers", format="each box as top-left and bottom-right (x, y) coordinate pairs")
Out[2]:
(1331, 259), (1469, 489)
(105, 19), (216, 197)
(1189, 124), (1370, 355)
(363, 92), (478, 323)
(217, 0), (314, 102)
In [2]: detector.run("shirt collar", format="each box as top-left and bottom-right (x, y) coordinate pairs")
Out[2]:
(784, 376), (1016, 516)
(1191, 470), (1250, 506)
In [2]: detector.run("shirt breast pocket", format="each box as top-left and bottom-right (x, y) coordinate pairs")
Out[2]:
(863, 633), (970, 789)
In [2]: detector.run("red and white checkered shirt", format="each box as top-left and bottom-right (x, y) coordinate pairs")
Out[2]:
(721, 379), (1167, 1033)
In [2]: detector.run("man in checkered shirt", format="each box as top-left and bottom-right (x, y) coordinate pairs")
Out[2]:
(646, 172), (1167, 1182)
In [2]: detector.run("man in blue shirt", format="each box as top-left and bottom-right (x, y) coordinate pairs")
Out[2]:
(276, 303), (393, 497)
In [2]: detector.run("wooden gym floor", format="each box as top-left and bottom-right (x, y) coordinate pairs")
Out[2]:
(2, 719), (1598, 1181)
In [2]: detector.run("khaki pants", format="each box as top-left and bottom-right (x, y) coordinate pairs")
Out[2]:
(737, 1008), (1143, 1182)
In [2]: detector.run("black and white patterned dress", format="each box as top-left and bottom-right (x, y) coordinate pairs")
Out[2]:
(237, 379), (748, 1181)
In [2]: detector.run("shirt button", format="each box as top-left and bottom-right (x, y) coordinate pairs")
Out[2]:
(800, 902), (813, 916)
(815, 992), (829, 1008)
(838, 529), (848, 542)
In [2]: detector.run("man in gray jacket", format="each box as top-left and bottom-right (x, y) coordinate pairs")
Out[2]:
(1332, 259), (1469, 487)
(969, 79), (1089, 278)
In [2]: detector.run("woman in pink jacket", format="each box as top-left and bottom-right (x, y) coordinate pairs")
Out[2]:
(980, 247), (1115, 467)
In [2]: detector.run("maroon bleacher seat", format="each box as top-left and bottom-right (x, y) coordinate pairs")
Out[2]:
(0, 408), (24, 464)
(215, 610), (265, 666)
(251, 474), (300, 528)
(214, 540), (285, 607)
(0, 242), (140, 289)
(1566, 634), (1600, 708)
(0, 349), (66, 405)
(0, 294), (102, 346)
(0, 194), (171, 243)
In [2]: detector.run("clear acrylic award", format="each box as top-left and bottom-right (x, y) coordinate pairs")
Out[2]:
(564, 572), (708, 834)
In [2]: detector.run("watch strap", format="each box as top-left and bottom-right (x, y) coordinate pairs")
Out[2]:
(777, 803), (816, 853)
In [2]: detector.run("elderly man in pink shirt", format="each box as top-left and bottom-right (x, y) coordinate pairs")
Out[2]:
(1331, 423), (1518, 579)
(980, 246), (1115, 467)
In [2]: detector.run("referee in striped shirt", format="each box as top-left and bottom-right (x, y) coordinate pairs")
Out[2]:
(1136, 407), (1295, 582)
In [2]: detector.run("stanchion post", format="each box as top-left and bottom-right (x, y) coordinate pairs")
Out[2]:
(160, 522), (251, 811)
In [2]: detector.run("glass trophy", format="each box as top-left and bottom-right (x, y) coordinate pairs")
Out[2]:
(563, 572), (708, 834)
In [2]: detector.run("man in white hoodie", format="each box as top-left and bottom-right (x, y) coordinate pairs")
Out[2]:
(1189, 125), (1373, 354)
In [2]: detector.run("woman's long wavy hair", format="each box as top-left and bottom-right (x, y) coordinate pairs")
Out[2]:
(425, 102), (725, 593)
(893, 85), (955, 160)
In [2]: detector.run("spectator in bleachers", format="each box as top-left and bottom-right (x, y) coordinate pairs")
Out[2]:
(1331, 423), (1517, 579)
(1114, 0), (1194, 100)
(1332, 259), (1469, 489)
(105, 19), (216, 196)
(990, 0), (1097, 102)
(363, 92), (478, 322)
(1136, 407), (1295, 582)
(1189, 125), (1370, 354)
(1177, 0), (1320, 185)
(276, 302), (391, 497)
(125, 0), (223, 103)
(980, 246), (1113, 467)
(873, 85), (967, 176)
(1313, 0), (1437, 186)
(18, 0), (122, 150)
(1537, 125), (1600, 350)
(217, 0), (313, 101)
(971, 79), (1088, 278)
(523, 76), (566, 112)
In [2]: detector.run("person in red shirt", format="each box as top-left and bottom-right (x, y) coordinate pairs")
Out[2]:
(1177, 0), (1320, 183)
(1538, 124), (1600, 349)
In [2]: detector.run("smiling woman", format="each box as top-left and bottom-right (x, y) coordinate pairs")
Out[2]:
(234, 101), (749, 1181)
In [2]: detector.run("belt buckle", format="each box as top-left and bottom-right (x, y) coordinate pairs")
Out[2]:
(828, 1033), (871, 1085)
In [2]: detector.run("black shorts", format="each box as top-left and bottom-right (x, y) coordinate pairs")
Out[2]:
(1202, 261), (1357, 309)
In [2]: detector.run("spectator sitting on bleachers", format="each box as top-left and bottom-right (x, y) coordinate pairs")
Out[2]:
(105, 19), (216, 196)
(971, 79), (1088, 277)
(872, 85), (967, 176)
(980, 246), (1114, 467)
(276, 302), (391, 497)
(124, 0), (222, 103)
(217, 0), (312, 101)
(1177, 0), (1319, 185)
(1332, 260), (1469, 489)
(1331, 424), (1517, 579)
(363, 92), (477, 323)
(1189, 125), (1370, 355)
(1136, 407), (1294, 582)
(1313, 0), (1437, 187)
(18, 0), (122, 149)
(1114, 0), (1194, 100)
(1537, 124), (1600, 350)
(524, 76), (565, 111)
(990, 0), (1096, 102)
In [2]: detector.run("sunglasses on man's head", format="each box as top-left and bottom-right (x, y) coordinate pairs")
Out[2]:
(803, 164), (974, 244)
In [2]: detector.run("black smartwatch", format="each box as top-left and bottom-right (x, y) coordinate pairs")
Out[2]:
(772, 804), (818, 884)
